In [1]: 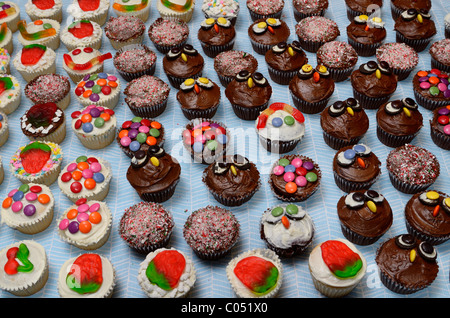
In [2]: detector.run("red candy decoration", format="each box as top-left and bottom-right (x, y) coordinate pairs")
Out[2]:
(32, 0), (56, 10)
(71, 111), (81, 119)
(30, 185), (42, 193)
(74, 119), (82, 129)
(78, 0), (100, 12)
(20, 45), (46, 66)
(70, 182), (82, 193)
(61, 171), (72, 182)
(75, 198), (87, 206)
(438, 115), (449, 125)
(83, 47), (93, 53)
(68, 20), (94, 39)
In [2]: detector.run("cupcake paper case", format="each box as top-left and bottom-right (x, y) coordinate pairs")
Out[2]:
(147, 17), (189, 54)
(214, 50), (258, 87)
(429, 39), (450, 73)
(0, 75), (20, 115)
(316, 41), (358, 82)
(24, 74), (71, 110)
(394, 9), (436, 52)
(113, 44), (157, 81)
(295, 16), (340, 53)
(413, 69), (450, 110)
(75, 73), (121, 108)
(0, 110), (8, 147)
(25, 0), (63, 22)
(429, 105), (450, 150)
(104, 15), (146, 50)
(0, 23), (13, 54)
(0, 1), (20, 33)
(156, 0), (195, 22)
(67, 0), (110, 26)
(113, 0), (151, 22)
(246, 0), (284, 21)
(376, 42), (418, 81)
(17, 19), (61, 51)
(13, 44), (56, 83)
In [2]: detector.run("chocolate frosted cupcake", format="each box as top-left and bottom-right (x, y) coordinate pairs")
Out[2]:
(376, 42), (418, 81)
(177, 77), (221, 120)
(394, 9), (436, 52)
(293, 0), (328, 22)
(183, 206), (240, 260)
(24, 73), (71, 110)
(265, 41), (308, 85)
(148, 17), (189, 54)
(126, 146), (181, 203)
(260, 203), (315, 257)
(316, 41), (358, 82)
(430, 106), (450, 150)
(246, 0), (284, 21)
(198, 17), (236, 58)
(295, 16), (340, 53)
(162, 44), (204, 89)
(351, 60), (398, 109)
(248, 18), (290, 55)
(214, 50), (258, 87)
(113, 44), (157, 81)
(429, 39), (450, 73)
(268, 155), (321, 202)
(320, 97), (369, 150)
(333, 144), (381, 192)
(376, 98), (423, 147)
(202, 154), (260, 206)
(337, 190), (393, 245)
(386, 144), (440, 194)
(289, 64), (335, 114)
(345, 0), (383, 21)
(347, 14), (386, 57)
(375, 234), (439, 294)
(391, 0), (432, 20)
(413, 69), (450, 110)
(225, 71), (272, 120)
(104, 15), (146, 50)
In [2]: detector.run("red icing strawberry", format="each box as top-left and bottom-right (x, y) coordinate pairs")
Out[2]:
(21, 44), (47, 66)
(233, 256), (278, 294)
(68, 20), (94, 39)
(145, 250), (186, 290)
(32, 0), (55, 10)
(27, 102), (57, 128)
(66, 254), (103, 294)
(20, 142), (52, 174)
(320, 240), (363, 278)
(78, 0), (100, 11)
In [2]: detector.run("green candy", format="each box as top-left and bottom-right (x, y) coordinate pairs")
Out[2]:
(94, 117), (104, 128)
(136, 132), (147, 143)
(429, 86), (440, 96)
(132, 116), (142, 123)
(19, 184), (30, 193)
(150, 128), (160, 137)
(285, 204), (298, 215)
(284, 116), (295, 126)
(91, 84), (101, 94)
(89, 74), (98, 81)
(206, 140), (218, 151)
(305, 172), (317, 182)
(271, 207), (284, 217)
(278, 158), (290, 167)
(43, 23), (53, 30)
(76, 155), (87, 163)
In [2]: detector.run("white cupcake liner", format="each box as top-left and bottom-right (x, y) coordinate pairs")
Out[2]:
(65, 65), (104, 84)
(0, 164), (3, 185)
(19, 34), (60, 51)
(0, 90), (20, 115)
(61, 34), (102, 51)
(258, 135), (301, 154)
(0, 118), (9, 147)
(114, 4), (151, 22)
(1, 35), (13, 54)
(74, 122), (116, 150)
(26, 7), (63, 23)
(26, 117), (66, 144)
(10, 205), (54, 235)
(55, 92), (71, 110)
(158, 8), (194, 23)
(4, 12), (20, 33)
(309, 267), (359, 297)
(18, 58), (57, 83)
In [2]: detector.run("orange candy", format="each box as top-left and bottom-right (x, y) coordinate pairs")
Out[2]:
(429, 76), (440, 85)
(84, 178), (96, 190)
(100, 112), (110, 121)
(192, 129), (203, 138)
(77, 81), (86, 87)
(118, 129), (129, 138)
(281, 215), (290, 229)
(67, 209), (78, 219)
(97, 79), (107, 86)
(77, 161), (89, 171)
(72, 170), (83, 181)
(108, 81), (118, 88)
(417, 71), (428, 77)
(150, 121), (161, 129)
(79, 221), (92, 233)
(285, 182), (298, 194)
(2, 197), (12, 209)
(89, 212), (102, 224)
(82, 90), (92, 98)
(146, 136), (157, 146)
(357, 157), (366, 168)
(34, 20), (43, 25)
(38, 194), (50, 204)
(81, 113), (92, 123)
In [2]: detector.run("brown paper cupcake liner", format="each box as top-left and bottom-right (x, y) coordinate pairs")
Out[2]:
(346, 7), (364, 21)
(297, 37), (325, 53)
(115, 44), (157, 81)
(431, 57), (450, 74)
(248, 9), (283, 22)
(128, 233), (173, 255)
(166, 71), (203, 89)
(127, 98), (168, 118)
(390, 2), (403, 21)
(249, 38), (272, 55)
(430, 127), (450, 150)
(181, 103), (219, 120)
(333, 170), (379, 193)
(391, 65), (415, 81)
(230, 101), (269, 120)
(327, 65), (355, 82)
(376, 125), (418, 148)
(353, 88), (391, 109)
(413, 89), (448, 111)
(258, 135), (301, 154)
(446, 28), (450, 39)
(347, 37), (382, 57)
(322, 130), (363, 150)
(267, 65), (299, 85)
(200, 40), (235, 58)
(293, 9), (325, 22)
(387, 170), (435, 194)
(291, 91), (330, 114)
(139, 178), (180, 203)
(340, 222), (383, 246)
(152, 38), (188, 54)
(395, 32), (432, 52)
(217, 73), (234, 87)
(404, 218), (450, 246)
(378, 269), (426, 294)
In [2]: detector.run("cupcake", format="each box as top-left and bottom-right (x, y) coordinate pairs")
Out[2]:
(345, 0), (383, 21)
(376, 42), (419, 81)
(67, 0), (110, 26)
(62, 47), (112, 83)
(293, 0), (328, 22)
(255, 102), (306, 154)
(147, 17), (189, 54)
(156, 0), (195, 22)
(13, 44), (56, 83)
(203, 154), (260, 206)
(394, 9), (436, 52)
(376, 98), (423, 147)
(58, 155), (112, 203)
(20, 102), (66, 144)
(60, 19), (103, 51)
(246, 0), (284, 21)
(268, 154), (321, 202)
(0, 23), (13, 54)
(177, 77), (221, 120)
(412, 69), (450, 110)
(162, 44), (205, 89)
(404, 190), (450, 245)
(225, 71), (272, 120)
(347, 14), (386, 57)
(17, 19), (60, 50)
(295, 16), (340, 53)
(113, 44), (157, 81)
(260, 203), (315, 257)
(0, 1), (21, 33)
(71, 105), (117, 149)
(248, 18), (290, 55)
(10, 141), (63, 186)
(429, 105), (450, 150)
(0, 74), (20, 114)
(333, 143), (381, 192)
(390, 0), (432, 21)
(337, 190), (393, 245)
(183, 205), (240, 260)
(316, 41), (358, 82)
(58, 199), (112, 250)
(429, 39), (450, 73)
(0, 240), (49, 296)
(0, 110), (8, 147)
(126, 146), (181, 203)
(182, 118), (229, 164)
(118, 116), (165, 158)
(213, 50), (258, 87)
(1, 183), (54, 234)
(265, 41), (308, 85)
(124, 75), (170, 118)
(288, 64), (335, 114)
(308, 239), (367, 298)
(198, 17), (236, 58)
(0, 47), (9, 73)
(104, 15), (146, 50)
(226, 248), (282, 298)
(74, 73), (121, 108)
(25, 0), (62, 22)
(375, 234), (438, 294)
(351, 60), (398, 109)
(113, 0), (151, 22)
(202, 0), (239, 25)
(137, 248), (196, 298)
(320, 98), (369, 150)
(386, 144), (440, 194)
(58, 253), (115, 298)
(24, 74), (71, 110)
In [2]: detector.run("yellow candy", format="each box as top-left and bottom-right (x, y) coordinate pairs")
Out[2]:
(403, 107), (411, 117)
(426, 191), (440, 200)
(198, 77), (209, 84)
(346, 106), (354, 116)
(150, 156), (159, 167)
(317, 65), (327, 73)
(417, 14), (423, 23)
(248, 77), (254, 88)
(367, 200), (377, 213)
(445, 198), (450, 208)
(410, 249), (416, 263)
(230, 165), (237, 176)
(288, 46), (295, 56)
(372, 17), (382, 23)
(302, 64), (313, 72)
(257, 22), (267, 29)
(205, 18), (215, 25)
(267, 18), (276, 25)
(359, 15), (369, 21)
(184, 78), (195, 86)
(181, 53), (187, 62)
(375, 69), (381, 79)
(217, 17), (227, 25)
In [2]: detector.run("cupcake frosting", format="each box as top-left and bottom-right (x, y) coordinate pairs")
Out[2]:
(25, 0), (63, 17)
(351, 60), (397, 97)
(202, 0), (240, 20)
(429, 39), (450, 65)
(13, 45), (56, 74)
(247, 0), (284, 15)
(394, 9), (436, 39)
(376, 98), (423, 136)
(71, 105), (116, 138)
(316, 41), (358, 69)
(17, 19), (60, 46)
(295, 16), (340, 42)
(67, 0), (110, 19)
(376, 42), (418, 71)
(60, 19), (102, 47)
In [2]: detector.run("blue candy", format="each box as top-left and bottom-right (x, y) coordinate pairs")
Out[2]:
(272, 117), (283, 127)
(12, 190), (24, 202)
(98, 72), (108, 79)
(284, 164), (296, 173)
(82, 122), (93, 133)
(93, 172), (105, 183)
(0, 114), (3, 121)
(353, 144), (366, 154)
(129, 141), (140, 152)
(217, 134), (227, 145)
(344, 149), (356, 160)
(193, 142), (204, 153)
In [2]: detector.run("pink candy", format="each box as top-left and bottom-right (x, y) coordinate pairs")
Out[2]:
(67, 163), (78, 172)
(444, 124), (450, 135)
(11, 201), (23, 213)
(77, 212), (89, 222)
(59, 219), (69, 230)
(25, 193), (37, 201)
(295, 176), (307, 187)
(89, 203), (100, 212)
(90, 162), (102, 173)
(273, 165), (284, 175)
(420, 82), (431, 89)
(291, 158), (303, 168)
(120, 136), (131, 146)
(77, 203), (90, 213)
(284, 172), (295, 182)
(82, 169), (93, 179)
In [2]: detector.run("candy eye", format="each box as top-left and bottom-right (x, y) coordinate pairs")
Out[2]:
(346, 97), (362, 111)
(252, 21), (267, 34)
(401, 8), (418, 21)
(298, 64), (313, 79)
(148, 145), (165, 158)
(441, 197), (450, 215)
(336, 148), (356, 167)
(359, 61), (378, 74)
(130, 150), (148, 168)
(364, 190), (384, 203)
(272, 41), (287, 53)
(402, 97), (418, 110)
(196, 77), (213, 89)
(291, 40), (303, 52)
(345, 192), (365, 208)
(213, 161), (229, 175)
(395, 234), (416, 249)
(180, 78), (195, 91)
(418, 241), (437, 261)
(252, 72), (268, 86)
(201, 18), (215, 29)
(385, 100), (403, 115)
(419, 9), (431, 19)
(378, 61), (391, 75)
(316, 65), (329, 77)
(285, 204), (306, 220)
(328, 101), (346, 117)
(352, 144), (371, 156)
(231, 154), (251, 170)
(418, 191), (440, 206)
(266, 18), (281, 27)
(354, 14), (369, 24)
(216, 17), (231, 27)
(236, 70), (251, 81)
(183, 44), (197, 55)
(167, 47), (181, 59)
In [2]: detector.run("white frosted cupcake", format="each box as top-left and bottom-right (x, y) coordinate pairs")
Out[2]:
(24, 73), (71, 110)
(58, 253), (116, 298)
(0, 47), (10, 73)
(25, 0), (63, 22)
(137, 248), (196, 298)
(157, 0), (195, 22)
(0, 74), (20, 114)
(1, 183), (54, 234)
(13, 45), (56, 82)
(75, 73), (121, 108)
(60, 19), (103, 51)
(58, 156), (112, 203)
(10, 141), (63, 186)
(57, 200), (112, 250)
(308, 238), (367, 297)
(67, 0), (110, 26)
(112, 0), (151, 22)
(0, 2), (20, 33)
(62, 47), (112, 83)
(0, 240), (49, 296)
(0, 110), (8, 146)
(0, 23), (13, 54)
(17, 19), (60, 50)
(71, 105), (117, 149)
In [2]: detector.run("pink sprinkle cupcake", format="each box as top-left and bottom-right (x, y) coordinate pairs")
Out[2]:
(316, 41), (358, 82)
(295, 16), (340, 53)
(376, 42), (419, 81)
(148, 17), (189, 54)
(214, 50), (258, 87)
(246, 0), (284, 21)
(429, 39), (450, 73)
